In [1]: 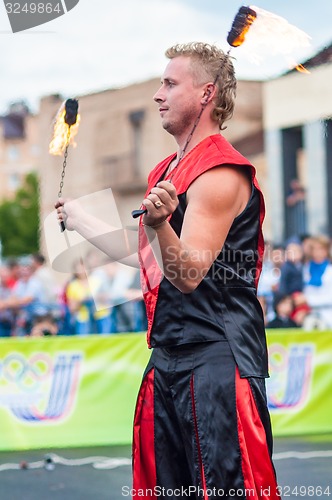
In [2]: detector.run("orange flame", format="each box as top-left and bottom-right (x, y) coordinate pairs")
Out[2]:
(295, 64), (310, 74)
(49, 105), (80, 156)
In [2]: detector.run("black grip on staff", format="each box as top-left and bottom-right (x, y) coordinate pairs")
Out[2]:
(131, 208), (147, 218)
(60, 221), (66, 232)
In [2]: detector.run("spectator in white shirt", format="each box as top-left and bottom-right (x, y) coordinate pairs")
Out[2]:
(303, 235), (332, 329)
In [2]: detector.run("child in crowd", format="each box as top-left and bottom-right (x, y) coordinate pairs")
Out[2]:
(29, 314), (59, 337)
(266, 294), (299, 329)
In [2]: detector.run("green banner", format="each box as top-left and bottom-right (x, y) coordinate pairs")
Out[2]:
(0, 330), (331, 450)
(0, 334), (150, 450)
(266, 329), (332, 436)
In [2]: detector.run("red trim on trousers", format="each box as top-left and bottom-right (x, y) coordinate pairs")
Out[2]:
(133, 368), (156, 499)
(236, 369), (280, 499)
(191, 373), (209, 500)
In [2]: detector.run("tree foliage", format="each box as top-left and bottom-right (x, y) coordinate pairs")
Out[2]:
(0, 172), (40, 257)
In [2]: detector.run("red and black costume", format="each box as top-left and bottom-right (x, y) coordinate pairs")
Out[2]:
(133, 135), (279, 499)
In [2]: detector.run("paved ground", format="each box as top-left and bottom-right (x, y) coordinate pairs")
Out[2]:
(273, 435), (332, 499)
(0, 436), (331, 499)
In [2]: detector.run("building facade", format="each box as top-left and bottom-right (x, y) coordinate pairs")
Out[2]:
(38, 78), (265, 249)
(263, 43), (332, 242)
(0, 102), (40, 200)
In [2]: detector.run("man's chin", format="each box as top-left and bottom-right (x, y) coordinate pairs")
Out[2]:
(162, 121), (174, 134)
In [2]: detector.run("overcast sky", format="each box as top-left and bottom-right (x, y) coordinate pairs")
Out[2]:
(0, 0), (331, 114)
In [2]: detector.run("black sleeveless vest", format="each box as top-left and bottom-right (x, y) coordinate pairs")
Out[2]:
(139, 134), (268, 378)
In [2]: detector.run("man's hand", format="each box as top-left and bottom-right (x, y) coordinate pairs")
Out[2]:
(142, 181), (179, 227)
(55, 198), (86, 231)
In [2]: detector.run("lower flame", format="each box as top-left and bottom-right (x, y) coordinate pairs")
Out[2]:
(49, 107), (80, 156)
(295, 64), (310, 74)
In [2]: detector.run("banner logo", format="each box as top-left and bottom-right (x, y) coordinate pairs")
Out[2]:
(0, 352), (82, 422)
(3, 0), (80, 33)
(267, 343), (314, 411)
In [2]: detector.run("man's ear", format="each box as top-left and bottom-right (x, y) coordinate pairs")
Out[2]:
(202, 84), (215, 104)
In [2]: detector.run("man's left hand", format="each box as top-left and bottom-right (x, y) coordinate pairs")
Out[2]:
(142, 181), (179, 227)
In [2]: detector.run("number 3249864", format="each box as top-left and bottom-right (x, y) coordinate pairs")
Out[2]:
(5, 3), (62, 14)
(277, 486), (331, 497)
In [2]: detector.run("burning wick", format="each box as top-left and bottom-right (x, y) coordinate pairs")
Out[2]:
(227, 6), (257, 47)
(49, 99), (80, 232)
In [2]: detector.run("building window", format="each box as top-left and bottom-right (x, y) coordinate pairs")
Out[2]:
(282, 126), (307, 239)
(8, 173), (20, 191)
(7, 145), (20, 162)
(129, 110), (145, 178)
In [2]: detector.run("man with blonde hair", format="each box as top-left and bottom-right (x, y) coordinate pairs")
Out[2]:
(132, 42), (279, 499)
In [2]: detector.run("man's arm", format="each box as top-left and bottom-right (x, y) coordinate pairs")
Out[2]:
(142, 166), (251, 293)
(0, 295), (34, 310)
(0, 280), (39, 309)
(55, 198), (139, 268)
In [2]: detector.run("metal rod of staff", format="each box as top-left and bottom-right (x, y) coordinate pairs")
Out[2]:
(56, 98), (79, 232)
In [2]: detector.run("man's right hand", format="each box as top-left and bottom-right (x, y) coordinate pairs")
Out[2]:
(55, 198), (85, 231)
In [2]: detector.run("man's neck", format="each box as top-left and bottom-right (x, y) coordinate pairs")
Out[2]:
(174, 122), (220, 162)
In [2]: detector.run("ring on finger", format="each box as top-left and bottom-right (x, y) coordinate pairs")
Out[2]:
(154, 200), (163, 209)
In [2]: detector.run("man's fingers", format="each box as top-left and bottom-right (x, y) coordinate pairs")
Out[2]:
(54, 197), (66, 209)
(142, 198), (157, 214)
(55, 197), (67, 222)
(155, 181), (178, 200)
(147, 193), (166, 209)
(143, 197), (163, 208)
(150, 187), (172, 204)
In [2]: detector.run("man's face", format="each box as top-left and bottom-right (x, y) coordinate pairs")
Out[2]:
(286, 243), (303, 263)
(19, 265), (33, 281)
(153, 56), (203, 137)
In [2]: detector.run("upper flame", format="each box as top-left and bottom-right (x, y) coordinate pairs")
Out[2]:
(236, 6), (312, 70)
(49, 104), (80, 156)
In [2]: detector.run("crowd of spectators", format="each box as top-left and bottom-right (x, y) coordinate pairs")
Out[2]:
(0, 253), (147, 337)
(258, 235), (332, 330)
(1, 234), (332, 337)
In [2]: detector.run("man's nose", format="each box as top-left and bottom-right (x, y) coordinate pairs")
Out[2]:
(153, 86), (165, 103)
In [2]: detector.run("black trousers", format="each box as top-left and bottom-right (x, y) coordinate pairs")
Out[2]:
(133, 341), (279, 500)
